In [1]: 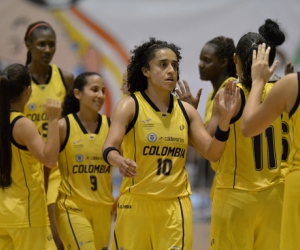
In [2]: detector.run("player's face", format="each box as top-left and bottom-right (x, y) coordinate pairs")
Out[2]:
(199, 44), (224, 81)
(28, 29), (56, 66)
(120, 70), (130, 95)
(143, 48), (178, 92)
(79, 75), (106, 112)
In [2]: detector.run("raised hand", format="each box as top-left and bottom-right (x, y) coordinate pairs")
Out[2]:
(215, 80), (239, 120)
(44, 98), (61, 122)
(251, 43), (278, 86)
(175, 80), (202, 109)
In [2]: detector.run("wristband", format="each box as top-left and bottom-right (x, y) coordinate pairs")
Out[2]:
(214, 125), (230, 142)
(103, 147), (121, 165)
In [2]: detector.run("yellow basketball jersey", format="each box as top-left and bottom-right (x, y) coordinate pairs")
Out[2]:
(289, 72), (300, 171)
(215, 83), (284, 191)
(281, 112), (292, 175)
(24, 64), (67, 139)
(204, 77), (237, 172)
(58, 113), (114, 205)
(120, 91), (191, 199)
(0, 112), (49, 228)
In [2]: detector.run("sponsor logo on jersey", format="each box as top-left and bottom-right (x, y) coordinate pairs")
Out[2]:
(40, 84), (46, 90)
(86, 156), (102, 160)
(28, 103), (36, 111)
(147, 133), (157, 142)
(75, 154), (84, 162)
(73, 164), (111, 174)
(141, 118), (154, 129)
(143, 146), (185, 158)
(158, 136), (184, 143)
(161, 113), (167, 118)
(89, 134), (96, 140)
(47, 235), (53, 241)
(72, 139), (82, 145)
(118, 204), (132, 209)
(179, 124), (185, 130)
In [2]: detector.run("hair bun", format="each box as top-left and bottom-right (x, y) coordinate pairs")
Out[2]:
(258, 19), (285, 46)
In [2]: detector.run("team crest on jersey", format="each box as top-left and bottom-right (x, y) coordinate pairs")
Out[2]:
(89, 134), (95, 140)
(147, 133), (157, 142)
(161, 113), (167, 118)
(28, 103), (36, 111)
(179, 124), (185, 130)
(75, 154), (84, 162)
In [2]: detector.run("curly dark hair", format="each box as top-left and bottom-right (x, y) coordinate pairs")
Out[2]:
(62, 72), (101, 117)
(236, 19), (285, 91)
(206, 36), (237, 78)
(127, 37), (182, 93)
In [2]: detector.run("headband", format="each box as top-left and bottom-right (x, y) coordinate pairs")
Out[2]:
(26, 23), (50, 40)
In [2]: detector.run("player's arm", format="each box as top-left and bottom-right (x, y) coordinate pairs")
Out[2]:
(62, 71), (74, 92)
(103, 97), (138, 177)
(13, 98), (61, 167)
(206, 85), (241, 137)
(241, 44), (296, 136)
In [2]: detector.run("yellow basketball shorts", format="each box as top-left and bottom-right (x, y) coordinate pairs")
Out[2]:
(0, 226), (56, 250)
(112, 194), (193, 250)
(55, 195), (112, 250)
(210, 184), (283, 250)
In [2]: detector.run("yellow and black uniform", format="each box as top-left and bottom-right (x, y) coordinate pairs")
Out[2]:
(204, 77), (237, 200)
(24, 64), (67, 205)
(210, 83), (284, 250)
(113, 91), (192, 250)
(55, 113), (113, 250)
(0, 112), (56, 250)
(280, 71), (300, 250)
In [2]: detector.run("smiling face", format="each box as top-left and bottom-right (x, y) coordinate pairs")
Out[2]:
(198, 44), (225, 81)
(142, 48), (178, 92)
(75, 74), (106, 112)
(26, 29), (56, 66)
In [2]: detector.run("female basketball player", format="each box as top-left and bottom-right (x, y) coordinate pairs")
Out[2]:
(242, 44), (300, 250)
(55, 72), (114, 250)
(177, 36), (237, 200)
(0, 63), (61, 249)
(102, 37), (239, 249)
(23, 20), (74, 250)
(208, 19), (285, 250)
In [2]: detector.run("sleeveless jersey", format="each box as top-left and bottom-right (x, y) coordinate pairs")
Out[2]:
(288, 72), (300, 171)
(24, 64), (67, 139)
(120, 91), (191, 199)
(58, 113), (113, 205)
(204, 77), (237, 126)
(215, 83), (284, 191)
(0, 112), (49, 228)
(204, 77), (237, 172)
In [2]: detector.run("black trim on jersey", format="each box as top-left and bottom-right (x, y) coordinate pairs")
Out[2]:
(232, 123), (238, 188)
(31, 65), (53, 85)
(107, 116), (111, 127)
(289, 72), (300, 118)
(60, 116), (71, 152)
(19, 150), (31, 226)
(126, 94), (139, 135)
(230, 87), (245, 124)
(177, 99), (190, 128)
(73, 113), (102, 134)
(10, 115), (28, 150)
(58, 67), (68, 91)
(140, 90), (174, 113)
(178, 197), (185, 250)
